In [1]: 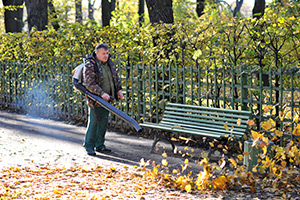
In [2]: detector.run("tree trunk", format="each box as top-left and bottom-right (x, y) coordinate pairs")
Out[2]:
(88, 0), (94, 20)
(25, 0), (48, 31)
(233, 0), (243, 17)
(3, 0), (24, 33)
(75, 0), (82, 23)
(48, 0), (59, 30)
(102, 0), (116, 26)
(252, 0), (265, 19)
(138, 0), (145, 25)
(196, 0), (205, 17)
(145, 0), (174, 24)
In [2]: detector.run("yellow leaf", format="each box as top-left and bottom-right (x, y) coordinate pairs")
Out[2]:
(162, 159), (168, 166)
(288, 16), (296, 21)
(293, 115), (299, 123)
(212, 176), (227, 190)
(162, 152), (167, 158)
(278, 17), (286, 24)
(185, 184), (192, 192)
(224, 123), (229, 131)
(193, 49), (202, 60)
(251, 130), (260, 140)
(281, 161), (287, 168)
(172, 169), (178, 173)
(275, 130), (283, 137)
(237, 118), (242, 126)
(228, 158), (237, 168)
(293, 129), (300, 136)
(279, 114), (284, 121)
(261, 120), (273, 131)
(199, 158), (208, 166)
(185, 159), (189, 164)
(262, 146), (267, 155)
(237, 154), (244, 161)
(53, 188), (62, 194)
(263, 106), (269, 113)
(247, 119), (255, 126)
(252, 166), (257, 173)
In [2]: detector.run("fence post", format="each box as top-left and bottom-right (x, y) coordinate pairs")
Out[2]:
(241, 65), (248, 110)
(137, 64), (143, 122)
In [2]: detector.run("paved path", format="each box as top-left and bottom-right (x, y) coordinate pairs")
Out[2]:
(0, 110), (205, 171)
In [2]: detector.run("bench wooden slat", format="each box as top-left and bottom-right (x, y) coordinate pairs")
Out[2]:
(161, 115), (248, 129)
(160, 120), (246, 136)
(165, 108), (251, 120)
(159, 121), (245, 136)
(140, 122), (224, 139)
(163, 112), (249, 126)
(167, 103), (252, 115)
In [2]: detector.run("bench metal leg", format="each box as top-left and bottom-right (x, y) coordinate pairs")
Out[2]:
(150, 131), (177, 154)
(207, 146), (213, 158)
(150, 134), (160, 153)
(169, 140), (177, 154)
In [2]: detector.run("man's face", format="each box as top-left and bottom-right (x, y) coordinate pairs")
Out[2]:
(96, 48), (109, 63)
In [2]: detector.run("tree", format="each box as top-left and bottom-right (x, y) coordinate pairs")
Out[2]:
(196, 0), (205, 17)
(233, 0), (243, 17)
(138, 0), (145, 25)
(145, 0), (174, 24)
(102, 0), (116, 26)
(88, 0), (95, 20)
(48, 0), (59, 30)
(3, 0), (24, 33)
(75, 0), (82, 23)
(25, 0), (48, 31)
(252, 0), (265, 19)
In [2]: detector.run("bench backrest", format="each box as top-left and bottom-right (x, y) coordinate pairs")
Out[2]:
(160, 103), (252, 139)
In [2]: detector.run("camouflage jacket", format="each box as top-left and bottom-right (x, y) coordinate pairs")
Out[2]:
(83, 52), (122, 108)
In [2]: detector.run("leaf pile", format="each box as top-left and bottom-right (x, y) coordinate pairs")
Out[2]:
(0, 163), (208, 199)
(0, 165), (160, 199)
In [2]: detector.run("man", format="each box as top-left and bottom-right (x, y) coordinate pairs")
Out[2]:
(83, 43), (123, 156)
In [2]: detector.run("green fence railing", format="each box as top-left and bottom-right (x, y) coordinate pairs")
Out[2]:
(1, 61), (300, 140)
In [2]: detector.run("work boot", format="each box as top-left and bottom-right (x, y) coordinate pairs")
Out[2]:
(96, 147), (111, 153)
(87, 151), (96, 156)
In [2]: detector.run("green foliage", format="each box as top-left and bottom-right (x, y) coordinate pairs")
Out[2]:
(0, 1), (299, 69)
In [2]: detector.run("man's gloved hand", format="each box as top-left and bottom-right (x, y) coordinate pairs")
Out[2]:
(117, 90), (124, 101)
(101, 93), (111, 101)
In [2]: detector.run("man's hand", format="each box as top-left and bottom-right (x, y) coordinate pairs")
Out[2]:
(117, 90), (124, 101)
(101, 93), (111, 101)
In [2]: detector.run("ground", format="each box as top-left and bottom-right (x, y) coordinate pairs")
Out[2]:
(0, 110), (294, 199)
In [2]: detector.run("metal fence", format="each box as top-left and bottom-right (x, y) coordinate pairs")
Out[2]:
(1, 61), (300, 140)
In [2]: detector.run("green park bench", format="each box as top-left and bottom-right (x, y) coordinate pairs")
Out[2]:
(140, 103), (252, 154)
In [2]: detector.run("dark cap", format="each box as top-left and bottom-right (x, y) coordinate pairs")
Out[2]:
(95, 43), (109, 51)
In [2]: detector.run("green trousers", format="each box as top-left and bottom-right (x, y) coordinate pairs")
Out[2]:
(83, 106), (109, 152)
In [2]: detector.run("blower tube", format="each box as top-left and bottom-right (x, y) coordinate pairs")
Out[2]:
(73, 78), (142, 133)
